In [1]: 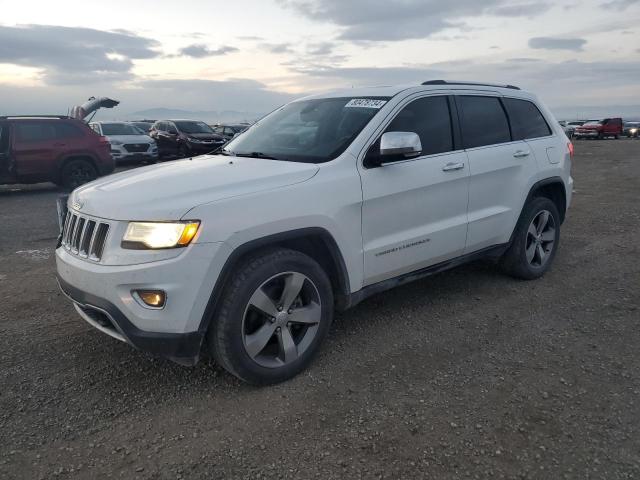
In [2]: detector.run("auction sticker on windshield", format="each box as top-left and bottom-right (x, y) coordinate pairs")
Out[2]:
(345, 99), (387, 109)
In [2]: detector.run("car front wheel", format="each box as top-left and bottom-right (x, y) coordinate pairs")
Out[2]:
(209, 248), (334, 384)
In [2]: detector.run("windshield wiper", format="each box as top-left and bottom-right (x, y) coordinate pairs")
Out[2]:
(234, 152), (283, 161)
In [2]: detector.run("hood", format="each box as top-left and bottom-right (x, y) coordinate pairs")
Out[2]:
(71, 155), (319, 220)
(106, 134), (154, 144)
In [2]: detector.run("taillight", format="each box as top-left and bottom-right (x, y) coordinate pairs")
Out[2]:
(567, 141), (574, 159)
(98, 136), (110, 145)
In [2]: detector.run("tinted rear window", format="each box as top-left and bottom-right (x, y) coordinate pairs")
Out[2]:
(15, 122), (57, 142)
(503, 98), (551, 140)
(458, 96), (511, 148)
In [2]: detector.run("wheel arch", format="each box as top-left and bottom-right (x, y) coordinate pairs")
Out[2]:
(528, 177), (567, 224)
(197, 227), (351, 336)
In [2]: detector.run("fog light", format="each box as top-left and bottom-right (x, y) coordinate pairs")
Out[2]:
(136, 290), (166, 308)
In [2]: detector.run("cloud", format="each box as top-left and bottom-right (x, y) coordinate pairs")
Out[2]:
(529, 36), (587, 51)
(278, 0), (551, 41)
(486, 2), (552, 16)
(178, 44), (238, 58)
(0, 24), (160, 85)
(600, 0), (640, 9)
(307, 42), (336, 56)
(260, 43), (295, 54)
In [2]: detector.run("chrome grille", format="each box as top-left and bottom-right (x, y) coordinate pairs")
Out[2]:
(61, 212), (110, 261)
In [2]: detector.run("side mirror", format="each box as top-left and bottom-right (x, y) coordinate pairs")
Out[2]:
(380, 131), (422, 158)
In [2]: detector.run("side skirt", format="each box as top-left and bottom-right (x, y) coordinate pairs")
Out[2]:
(344, 243), (508, 309)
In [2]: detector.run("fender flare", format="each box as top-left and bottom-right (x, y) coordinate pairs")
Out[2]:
(197, 227), (351, 335)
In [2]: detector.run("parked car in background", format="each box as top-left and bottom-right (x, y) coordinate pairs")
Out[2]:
(213, 123), (250, 140)
(562, 120), (585, 138)
(149, 120), (226, 159)
(90, 122), (158, 164)
(56, 80), (573, 384)
(574, 118), (623, 139)
(623, 121), (639, 138)
(128, 121), (155, 134)
(0, 116), (113, 189)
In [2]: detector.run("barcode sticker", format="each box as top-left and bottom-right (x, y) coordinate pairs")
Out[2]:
(345, 99), (387, 109)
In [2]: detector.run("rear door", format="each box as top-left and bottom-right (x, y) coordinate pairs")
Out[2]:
(457, 94), (538, 253)
(502, 97), (557, 165)
(12, 121), (59, 177)
(359, 94), (470, 285)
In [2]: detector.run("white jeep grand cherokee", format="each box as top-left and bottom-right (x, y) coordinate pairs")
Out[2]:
(56, 80), (573, 384)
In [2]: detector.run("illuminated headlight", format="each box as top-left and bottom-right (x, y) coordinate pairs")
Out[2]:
(631, 128), (638, 134)
(122, 221), (200, 249)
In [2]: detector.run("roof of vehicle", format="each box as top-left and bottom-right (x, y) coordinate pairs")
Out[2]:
(299, 80), (536, 102)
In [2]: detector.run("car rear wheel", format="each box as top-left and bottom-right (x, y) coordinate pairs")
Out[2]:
(500, 197), (561, 280)
(209, 248), (334, 384)
(60, 158), (98, 190)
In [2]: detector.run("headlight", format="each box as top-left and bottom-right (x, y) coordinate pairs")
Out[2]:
(110, 140), (124, 145)
(631, 128), (638, 134)
(122, 221), (200, 249)
(188, 137), (204, 143)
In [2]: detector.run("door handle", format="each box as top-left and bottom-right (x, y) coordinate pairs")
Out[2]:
(442, 162), (465, 172)
(513, 150), (530, 158)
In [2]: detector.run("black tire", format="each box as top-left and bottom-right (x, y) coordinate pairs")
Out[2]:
(208, 248), (334, 385)
(60, 158), (98, 190)
(500, 197), (561, 280)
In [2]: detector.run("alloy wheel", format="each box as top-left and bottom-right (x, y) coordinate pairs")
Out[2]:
(526, 209), (556, 267)
(242, 272), (322, 368)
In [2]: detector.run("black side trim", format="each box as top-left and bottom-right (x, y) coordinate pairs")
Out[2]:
(345, 244), (508, 309)
(198, 227), (351, 333)
(519, 176), (567, 228)
(57, 275), (203, 365)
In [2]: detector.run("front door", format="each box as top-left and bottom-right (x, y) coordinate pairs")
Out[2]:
(358, 94), (470, 286)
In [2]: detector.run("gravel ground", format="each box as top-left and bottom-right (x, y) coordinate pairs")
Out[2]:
(1, 139), (639, 479)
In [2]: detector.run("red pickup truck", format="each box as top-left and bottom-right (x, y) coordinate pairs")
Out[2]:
(573, 118), (623, 139)
(0, 116), (114, 189)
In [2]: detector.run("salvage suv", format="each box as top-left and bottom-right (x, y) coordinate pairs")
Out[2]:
(56, 80), (573, 384)
(0, 116), (114, 189)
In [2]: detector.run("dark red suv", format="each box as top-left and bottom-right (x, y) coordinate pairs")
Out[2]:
(0, 116), (114, 189)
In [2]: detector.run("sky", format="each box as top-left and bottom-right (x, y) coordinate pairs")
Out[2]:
(0, 0), (639, 120)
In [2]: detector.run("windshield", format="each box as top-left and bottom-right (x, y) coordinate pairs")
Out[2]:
(222, 97), (389, 163)
(101, 123), (144, 135)
(583, 121), (603, 126)
(175, 121), (214, 134)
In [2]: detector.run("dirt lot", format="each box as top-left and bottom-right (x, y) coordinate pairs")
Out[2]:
(1, 140), (639, 479)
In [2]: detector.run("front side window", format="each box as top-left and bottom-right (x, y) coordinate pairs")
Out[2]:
(15, 122), (56, 142)
(503, 98), (551, 140)
(458, 96), (511, 149)
(223, 97), (389, 163)
(385, 95), (453, 156)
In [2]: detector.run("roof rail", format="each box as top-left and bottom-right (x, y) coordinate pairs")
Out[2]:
(421, 80), (520, 90)
(0, 115), (72, 120)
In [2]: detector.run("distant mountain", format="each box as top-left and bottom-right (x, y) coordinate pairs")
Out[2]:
(114, 108), (265, 124)
(551, 105), (640, 121)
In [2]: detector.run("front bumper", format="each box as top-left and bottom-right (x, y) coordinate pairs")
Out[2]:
(57, 275), (202, 365)
(573, 131), (599, 137)
(55, 241), (229, 365)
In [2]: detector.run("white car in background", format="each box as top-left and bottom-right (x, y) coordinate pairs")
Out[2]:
(89, 122), (158, 164)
